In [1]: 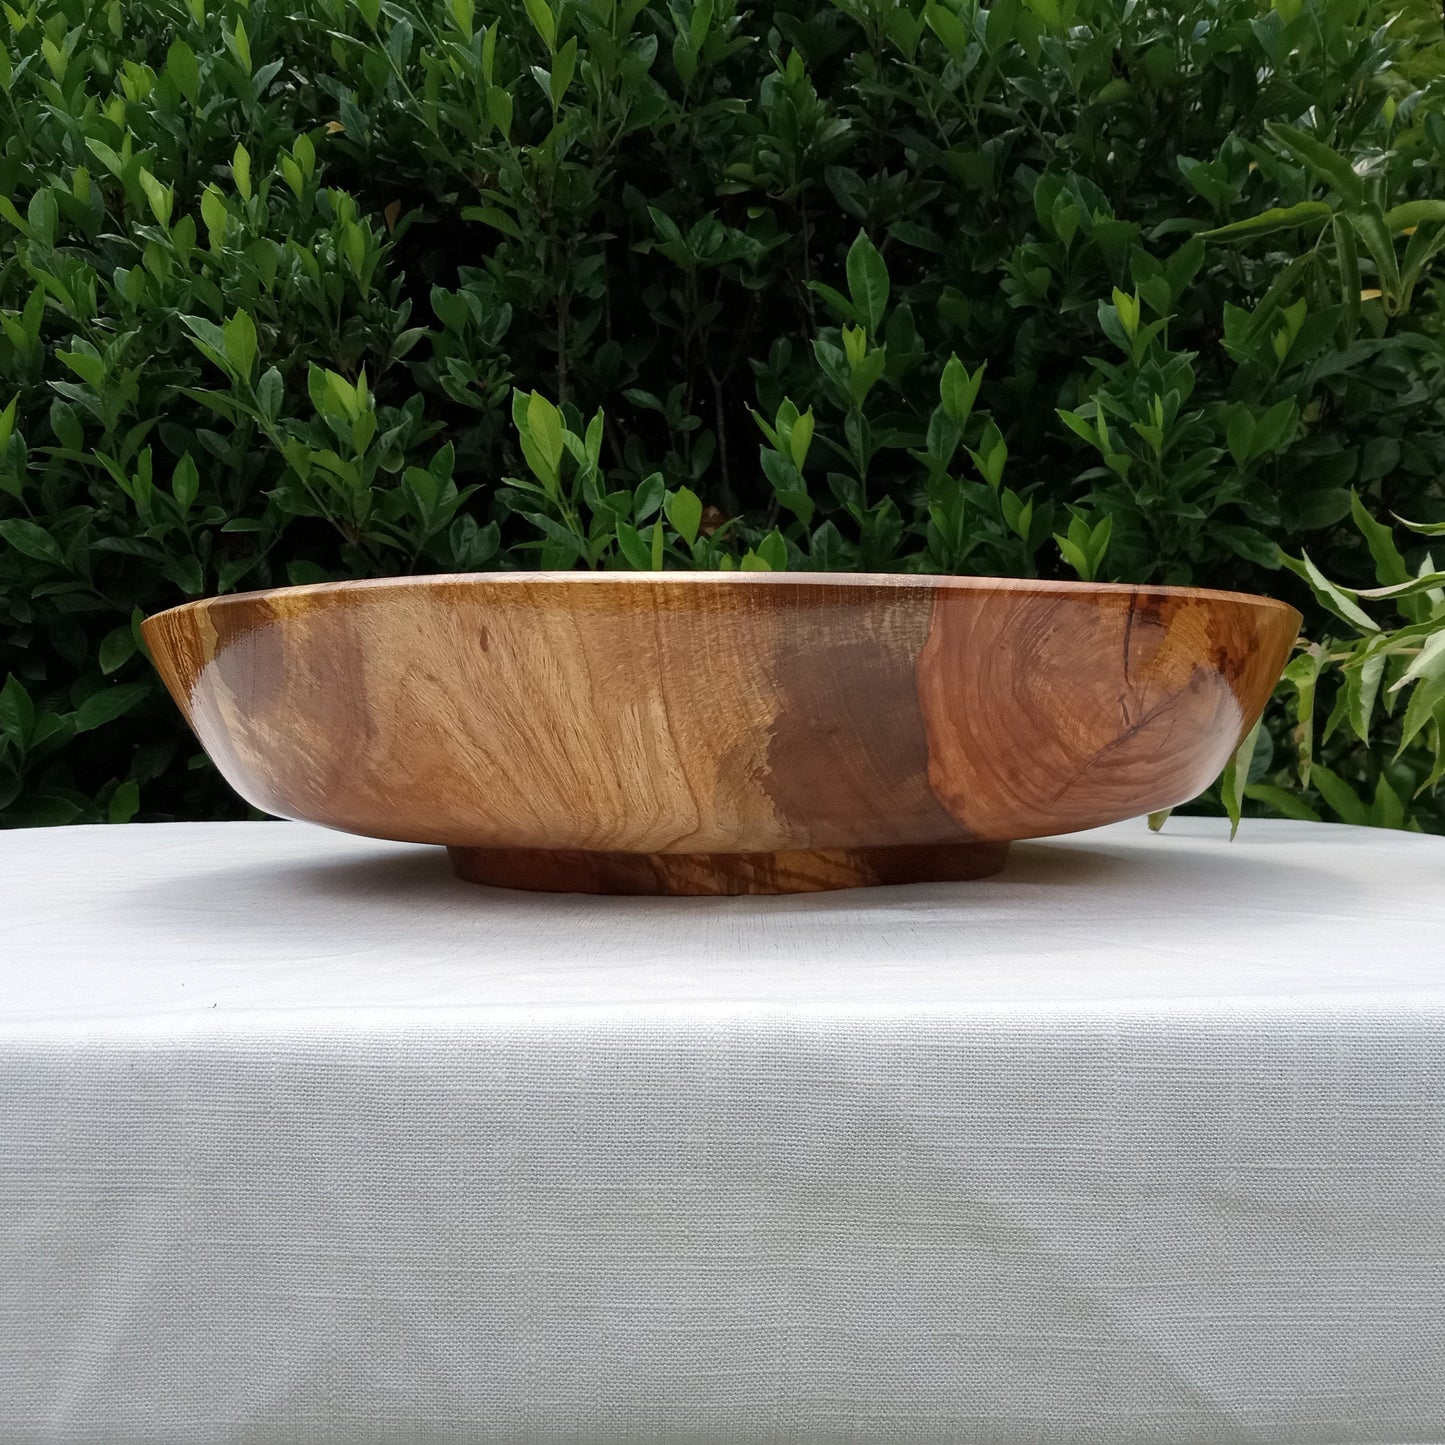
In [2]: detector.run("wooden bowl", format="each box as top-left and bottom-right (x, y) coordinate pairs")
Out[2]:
(143, 573), (1299, 895)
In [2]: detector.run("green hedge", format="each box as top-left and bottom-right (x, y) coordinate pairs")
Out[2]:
(2, 0), (1444, 830)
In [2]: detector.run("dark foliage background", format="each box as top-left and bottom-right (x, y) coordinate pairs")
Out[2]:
(2, 0), (1444, 829)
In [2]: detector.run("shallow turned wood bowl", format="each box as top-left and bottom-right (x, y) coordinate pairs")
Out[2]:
(143, 573), (1299, 895)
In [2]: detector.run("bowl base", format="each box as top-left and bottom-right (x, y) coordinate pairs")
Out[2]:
(447, 840), (1010, 896)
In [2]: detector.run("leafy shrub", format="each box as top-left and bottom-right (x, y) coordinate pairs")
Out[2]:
(1, 0), (1444, 829)
(1250, 504), (1445, 831)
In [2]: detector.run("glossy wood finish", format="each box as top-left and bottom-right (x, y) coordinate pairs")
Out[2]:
(448, 839), (1012, 895)
(143, 573), (1300, 894)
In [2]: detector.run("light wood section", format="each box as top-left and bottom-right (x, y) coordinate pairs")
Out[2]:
(143, 573), (1299, 894)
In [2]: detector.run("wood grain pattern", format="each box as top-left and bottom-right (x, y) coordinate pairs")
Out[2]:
(448, 840), (1012, 895)
(143, 573), (1300, 894)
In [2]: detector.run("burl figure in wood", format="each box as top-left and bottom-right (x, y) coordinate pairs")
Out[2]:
(143, 574), (1300, 894)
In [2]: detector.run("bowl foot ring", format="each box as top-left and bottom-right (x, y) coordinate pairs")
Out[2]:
(448, 840), (1010, 896)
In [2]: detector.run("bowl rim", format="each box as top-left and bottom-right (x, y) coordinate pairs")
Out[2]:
(144, 569), (1302, 628)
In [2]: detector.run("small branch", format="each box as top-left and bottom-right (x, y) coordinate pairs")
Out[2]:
(799, 193), (816, 325)
(708, 364), (736, 517)
(604, 412), (628, 475)
(555, 297), (568, 404)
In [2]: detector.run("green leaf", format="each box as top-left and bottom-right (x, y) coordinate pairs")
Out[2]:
(1310, 764), (1371, 826)
(1401, 221), (1445, 294)
(6, 796), (83, 826)
(924, 1), (970, 58)
(386, 15), (414, 64)
(223, 310), (258, 382)
(276, 560), (324, 588)
(27, 188), (57, 247)
(1056, 408), (1098, 448)
(756, 529), (788, 570)
(1164, 235), (1206, 298)
(665, 486), (702, 546)
(1335, 215), (1361, 339)
(519, 512), (585, 563)
(806, 281), (860, 323)
(99, 625), (138, 675)
(940, 355), (983, 427)
(1347, 204), (1402, 304)
(689, 0), (714, 51)
(1219, 719), (1261, 838)
(1370, 774), (1406, 830)
(1398, 665), (1445, 754)
(1393, 631), (1445, 694)
(524, 391), (564, 482)
(1226, 408), (1254, 467)
(551, 36), (577, 105)
(1252, 399), (1297, 455)
(85, 138), (126, 179)
(613, 521), (652, 570)
(633, 472), (664, 524)
(1283, 646), (1324, 787)
(1024, 0), (1062, 28)
(1418, 699), (1445, 797)
(0, 518), (63, 565)
(1201, 201), (1332, 242)
(108, 779), (140, 824)
(522, 0), (556, 49)
(1055, 533), (1090, 580)
(1266, 123), (1365, 206)
(1243, 784), (1322, 823)
(845, 230), (889, 333)
(1351, 572), (1445, 601)
(1278, 551), (1379, 633)
(1146, 809), (1172, 832)
(771, 479), (814, 527)
(162, 554), (206, 595)
(1383, 200), (1445, 231)
(1349, 492), (1409, 588)
(985, 0), (1015, 49)
(486, 86), (513, 137)
(789, 408), (815, 469)
(1345, 649), (1387, 745)
(256, 366), (284, 421)
(228, 17), (251, 74)
(232, 142), (252, 201)
(73, 683), (149, 733)
(50, 399), (84, 452)
(0, 674), (35, 743)
(200, 186), (228, 247)
(461, 206), (521, 239)
(167, 39), (200, 105)
(58, 345), (105, 391)
(481, 19), (497, 81)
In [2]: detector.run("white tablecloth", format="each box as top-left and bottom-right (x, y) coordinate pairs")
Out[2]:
(2, 817), (1444, 1445)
